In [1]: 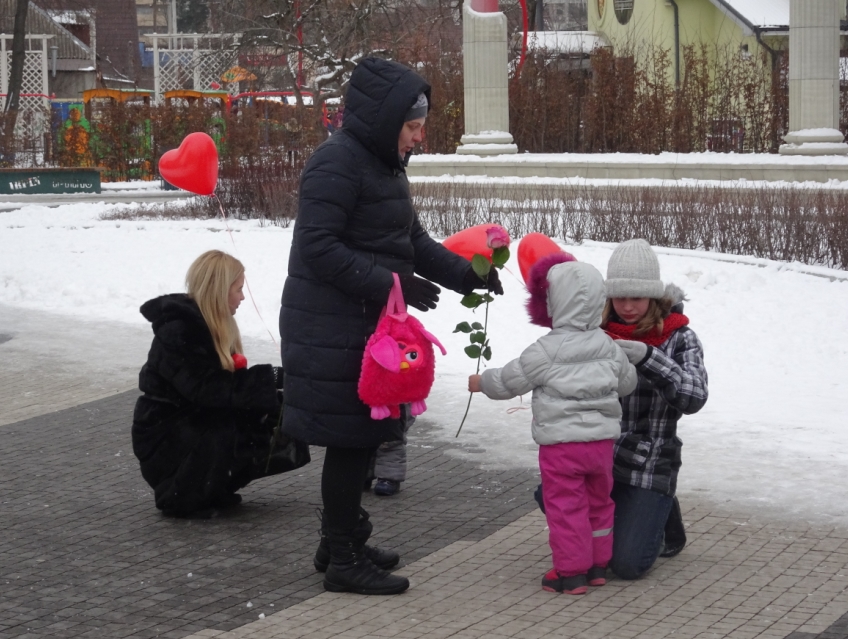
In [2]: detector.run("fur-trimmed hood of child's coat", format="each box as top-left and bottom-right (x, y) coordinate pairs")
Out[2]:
(530, 261), (608, 331)
(663, 282), (687, 314)
(528, 255), (689, 326)
(525, 252), (578, 327)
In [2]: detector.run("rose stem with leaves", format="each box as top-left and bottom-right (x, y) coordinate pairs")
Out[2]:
(455, 243), (508, 437)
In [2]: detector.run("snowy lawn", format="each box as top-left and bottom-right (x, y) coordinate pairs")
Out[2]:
(2, 200), (847, 525)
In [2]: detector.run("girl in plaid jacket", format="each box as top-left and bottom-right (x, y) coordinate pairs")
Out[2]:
(602, 239), (709, 580)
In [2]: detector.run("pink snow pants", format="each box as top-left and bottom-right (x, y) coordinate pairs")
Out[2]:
(539, 439), (615, 577)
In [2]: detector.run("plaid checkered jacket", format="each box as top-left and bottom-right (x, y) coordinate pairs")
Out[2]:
(613, 324), (708, 497)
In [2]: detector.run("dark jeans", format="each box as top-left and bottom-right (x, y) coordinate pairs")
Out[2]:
(609, 481), (674, 580)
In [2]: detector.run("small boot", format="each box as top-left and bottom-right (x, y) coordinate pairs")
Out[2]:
(541, 569), (587, 595)
(533, 483), (546, 514)
(314, 508), (400, 572)
(323, 533), (409, 595)
(587, 565), (607, 586)
(374, 478), (400, 496)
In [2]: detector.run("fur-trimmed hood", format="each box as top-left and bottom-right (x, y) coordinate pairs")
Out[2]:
(140, 293), (215, 350)
(663, 283), (687, 314)
(525, 252), (578, 327)
(546, 262), (608, 331)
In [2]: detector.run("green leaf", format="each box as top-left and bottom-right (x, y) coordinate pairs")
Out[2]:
(491, 246), (510, 267)
(464, 345), (482, 359)
(471, 322), (484, 330)
(482, 346), (492, 361)
(461, 293), (484, 309)
(453, 321), (472, 333)
(481, 294), (494, 303)
(470, 331), (486, 344)
(471, 254), (491, 278)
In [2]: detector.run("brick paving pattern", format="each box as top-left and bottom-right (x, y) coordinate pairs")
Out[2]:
(0, 391), (539, 638)
(177, 509), (848, 639)
(0, 377), (847, 638)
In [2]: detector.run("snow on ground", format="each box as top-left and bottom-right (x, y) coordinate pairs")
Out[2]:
(2, 200), (848, 525)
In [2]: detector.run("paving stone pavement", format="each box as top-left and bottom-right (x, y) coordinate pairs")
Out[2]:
(1, 391), (847, 639)
(0, 304), (149, 427)
(1, 303), (847, 639)
(0, 391), (541, 639)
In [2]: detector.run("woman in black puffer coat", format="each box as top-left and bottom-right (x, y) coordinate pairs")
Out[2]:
(133, 250), (307, 518)
(279, 57), (501, 595)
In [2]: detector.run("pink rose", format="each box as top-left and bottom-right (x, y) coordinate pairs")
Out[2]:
(486, 225), (510, 249)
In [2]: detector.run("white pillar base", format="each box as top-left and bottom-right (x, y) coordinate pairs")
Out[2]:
(779, 128), (848, 155)
(456, 131), (518, 155)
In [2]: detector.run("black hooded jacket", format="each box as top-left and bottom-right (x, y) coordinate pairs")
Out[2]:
(279, 57), (472, 448)
(132, 293), (281, 513)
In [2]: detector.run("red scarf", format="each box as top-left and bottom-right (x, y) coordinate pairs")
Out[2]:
(604, 312), (689, 347)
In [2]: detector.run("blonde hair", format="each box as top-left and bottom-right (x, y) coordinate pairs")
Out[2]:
(601, 297), (673, 337)
(186, 250), (245, 371)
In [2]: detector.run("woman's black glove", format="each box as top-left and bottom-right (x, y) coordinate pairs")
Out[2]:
(461, 266), (504, 296)
(397, 273), (440, 311)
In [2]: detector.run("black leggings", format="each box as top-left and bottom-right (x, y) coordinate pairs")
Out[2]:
(322, 446), (377, 534)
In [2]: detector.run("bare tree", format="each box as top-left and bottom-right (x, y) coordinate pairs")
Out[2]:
(214, 0), (462, 129)
(1, 0), (29, 163)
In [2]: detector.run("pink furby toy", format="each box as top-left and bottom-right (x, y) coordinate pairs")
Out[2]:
(358, 274), (447, 420)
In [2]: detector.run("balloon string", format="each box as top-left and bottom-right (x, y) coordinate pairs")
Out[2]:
(502, 264), (524, 287)
(213, 194), (279, 349)
(506, 395), (530, 415)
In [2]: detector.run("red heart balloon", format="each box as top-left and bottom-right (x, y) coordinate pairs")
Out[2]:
(158, 132), (219, 195)
(442, 224), (503, 261)
(518, 233), (570, 284)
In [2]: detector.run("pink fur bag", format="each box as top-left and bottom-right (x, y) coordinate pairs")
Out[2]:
(358, 273), (446, 420)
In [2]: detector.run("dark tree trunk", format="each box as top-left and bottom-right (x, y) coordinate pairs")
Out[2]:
(4, 0), (29, 113)
(2, 0), (29, 163)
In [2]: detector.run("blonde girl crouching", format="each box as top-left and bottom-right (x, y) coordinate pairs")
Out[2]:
(132, 250), (308, 518)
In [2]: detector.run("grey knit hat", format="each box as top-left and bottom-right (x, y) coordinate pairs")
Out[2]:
(404, 93), (428, 121)
(605, 239), (665, 298)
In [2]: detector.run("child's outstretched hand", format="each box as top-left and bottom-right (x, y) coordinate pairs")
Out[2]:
(468, 374), (482, 393)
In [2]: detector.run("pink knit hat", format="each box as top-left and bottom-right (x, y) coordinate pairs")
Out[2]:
(525, 252), (578, 327)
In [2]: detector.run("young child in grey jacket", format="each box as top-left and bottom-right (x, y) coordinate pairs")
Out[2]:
(469, 257), (637, 594)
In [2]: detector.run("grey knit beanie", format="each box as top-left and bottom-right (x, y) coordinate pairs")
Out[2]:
(404, 93), (428, 121)
(605, 239), (665, 298)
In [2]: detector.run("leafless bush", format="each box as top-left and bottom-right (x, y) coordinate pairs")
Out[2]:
(510, 42), (789, 154)
(410, 181), (848, 270)
(99, 202), (207, 220)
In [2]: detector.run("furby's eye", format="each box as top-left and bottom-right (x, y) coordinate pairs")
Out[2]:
(405, 351), (419, 362)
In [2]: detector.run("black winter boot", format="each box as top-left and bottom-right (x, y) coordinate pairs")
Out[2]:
(314, 508), (400, 572)
(660, 497), (687, 558)
(323, 535), (409, 595)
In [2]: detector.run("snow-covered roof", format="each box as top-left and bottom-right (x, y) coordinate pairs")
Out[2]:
(708, 0), (789, 31)
(521, 31), (609, 55)
(0, 0), (92, 61)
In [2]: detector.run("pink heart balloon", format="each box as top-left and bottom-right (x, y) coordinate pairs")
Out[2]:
(443, 224), (503, 261)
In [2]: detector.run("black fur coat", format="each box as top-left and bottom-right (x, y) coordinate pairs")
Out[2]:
(132, 293), (282, 514)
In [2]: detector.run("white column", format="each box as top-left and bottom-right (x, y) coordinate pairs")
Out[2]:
(41, 37), (50, 102)
(153, 37), (161, 104)
(457, 0), (517, 155)
(780, 0), (848, 155)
